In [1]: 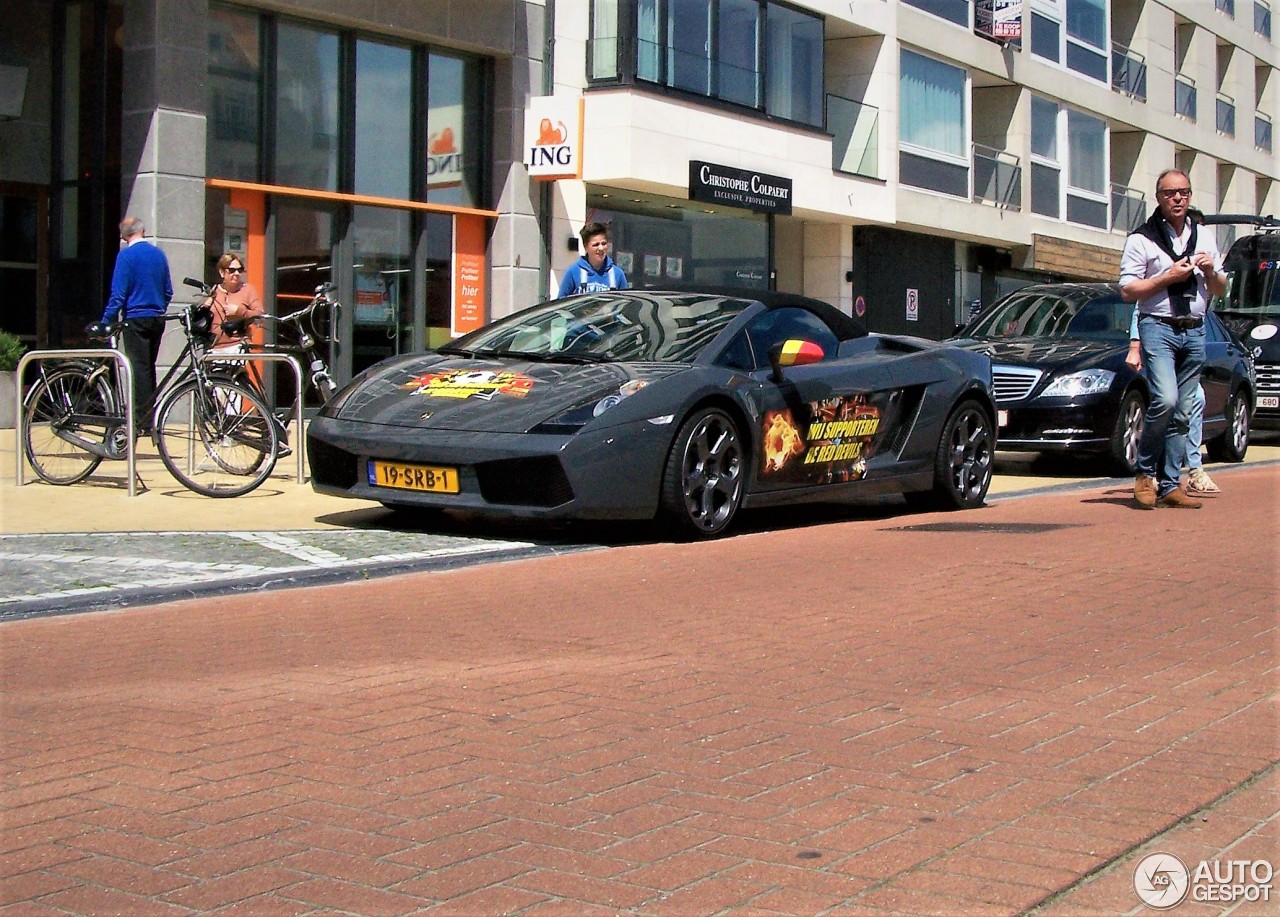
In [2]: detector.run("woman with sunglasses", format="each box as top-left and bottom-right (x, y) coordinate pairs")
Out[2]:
(207, 253), (263, 351)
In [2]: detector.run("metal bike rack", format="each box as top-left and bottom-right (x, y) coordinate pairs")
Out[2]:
(202, 352), (306, 482)
(15, 349), (139, 496)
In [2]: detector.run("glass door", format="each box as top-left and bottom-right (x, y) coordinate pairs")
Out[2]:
(274, 199), (340, 402)
(351, 206), (413, 376)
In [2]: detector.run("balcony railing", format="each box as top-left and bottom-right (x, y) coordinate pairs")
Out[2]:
(1258, 1), (1273, 39)
(1258, 112), (1274, 153)
(1110, 183), (1146, 233)
(1216, 93), (1236, 136)
(972, 144), (1022, 210)
(827, 94), (880, 179)
(1111, 42), (1147, 100)
(1175, 73), (1197, 121)
(1216, 0), (1235, 16)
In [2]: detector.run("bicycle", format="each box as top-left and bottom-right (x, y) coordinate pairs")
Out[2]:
(22, 296), (280, 497)
(198, 280), (340, 449)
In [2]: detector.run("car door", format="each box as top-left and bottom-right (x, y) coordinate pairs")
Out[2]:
(720, 307), (912, 494)
(1201, 312), (1237, 428)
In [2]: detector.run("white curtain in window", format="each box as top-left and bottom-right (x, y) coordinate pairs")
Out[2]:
(900, 50), (966, 158)
(1067, 108), (1105, 193)
(637, 0), (659, 81)
(591, 0), (620, 80)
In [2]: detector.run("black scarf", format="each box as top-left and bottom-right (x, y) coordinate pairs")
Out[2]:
(1132, 209), (1198, 315)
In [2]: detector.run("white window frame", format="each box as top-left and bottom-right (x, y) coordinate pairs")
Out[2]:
(898, 48), (971, 171)
(1031, 0), (1110, 86)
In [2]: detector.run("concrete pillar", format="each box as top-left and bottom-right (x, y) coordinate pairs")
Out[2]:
(120, 0), (207, 363)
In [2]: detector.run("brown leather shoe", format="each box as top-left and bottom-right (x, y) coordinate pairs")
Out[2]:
(1156, 486), (1203, 509)
(1134, 475), (1157, 509)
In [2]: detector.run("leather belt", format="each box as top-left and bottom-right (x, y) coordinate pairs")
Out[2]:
(1143, 314), (1204, 330)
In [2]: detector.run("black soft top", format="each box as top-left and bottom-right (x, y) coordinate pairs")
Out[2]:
(652, 285), (868, 340)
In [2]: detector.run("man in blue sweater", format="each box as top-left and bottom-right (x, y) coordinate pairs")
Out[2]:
(98, 216), (172, 431)
(557, 221), (628, 298)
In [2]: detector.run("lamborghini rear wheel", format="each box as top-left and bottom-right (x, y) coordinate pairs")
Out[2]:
(660, 407), (744, 539)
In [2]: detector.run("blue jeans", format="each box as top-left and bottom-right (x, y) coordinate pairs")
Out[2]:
(1135, 318), (1205, 496)
(1185, 384), (1204, 471)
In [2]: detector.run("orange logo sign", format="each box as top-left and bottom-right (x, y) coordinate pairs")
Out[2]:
(536, 118), (568, 145)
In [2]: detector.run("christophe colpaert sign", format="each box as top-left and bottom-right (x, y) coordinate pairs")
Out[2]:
(689, 161), (793, 215)
(524, 96), (584, 181)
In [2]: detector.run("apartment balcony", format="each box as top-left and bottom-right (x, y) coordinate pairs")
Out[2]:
(1257, 1), (1273, 39)
(972, 144), (1021, 210)
(827, 94), (880, 179)
(1216, 0), (1235, 16)
(1216, 93), (1236, 136)
(1175, 74), (1197, 121)
(1111, 43), (1147, 101)
(1110, 182), (1146, 233)
(1258, 113), (1274, 153)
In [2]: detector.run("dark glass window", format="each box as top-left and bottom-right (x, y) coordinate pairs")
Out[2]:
(739, 307), (840, 370)
(355, 39), (412, 200)
(427, 52), (486, 209)
(1031, 13), (1061, 62)
(766, 4), (822, 125)
(718, 0), (761, 108)
(274, 22), (340, 190)
(601, 0), (822, 127)
(902, 0), (969, 26)
(207, 6), (261, 181)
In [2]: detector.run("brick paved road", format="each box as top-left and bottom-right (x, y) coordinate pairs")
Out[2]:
(1, 469), (1276, 914)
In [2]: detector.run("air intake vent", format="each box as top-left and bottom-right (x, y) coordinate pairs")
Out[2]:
(475, 455), (574, 507)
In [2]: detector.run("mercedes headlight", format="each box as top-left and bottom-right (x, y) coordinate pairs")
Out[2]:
(1040, 369), (1115, 398)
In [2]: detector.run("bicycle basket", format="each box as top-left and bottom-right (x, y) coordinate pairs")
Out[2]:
(190, 304), (216, 346)
(307, 296), (333, 344)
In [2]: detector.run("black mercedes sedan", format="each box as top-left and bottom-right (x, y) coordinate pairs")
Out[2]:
(949, 282), (1255, 475)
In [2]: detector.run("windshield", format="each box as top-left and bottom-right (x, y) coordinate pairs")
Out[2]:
(1217, 233), (1280, 316)
(442, 292), (756, 363)
(966, 288), (1131, 342)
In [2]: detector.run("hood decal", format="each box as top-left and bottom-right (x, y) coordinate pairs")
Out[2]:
(403, 368), (535, 401)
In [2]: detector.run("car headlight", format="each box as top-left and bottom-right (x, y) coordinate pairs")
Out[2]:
(530, 379), (649, 434)
(1040, 369), (1116, 398)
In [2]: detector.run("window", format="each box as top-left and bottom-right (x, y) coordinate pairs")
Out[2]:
(427, 52), (487, 209)
(1066, 109), (1107, 228)
(207, 6), (261, 181)
(597, 0), (822, 127)
(1031, 0), (1109, 83)
(719, 0), (761, 108)
(207, 5), (489, 206)
(766, 4), (822, 124)
(355, 39), (412, 200)
(1030, 96), (1061, 217)
(724, 307), (840, 371)
(275, 22), (340, 191)
(899, 50), (969, 197)
(902, 0), (970, 27)
(1065, 0), (1107, 81)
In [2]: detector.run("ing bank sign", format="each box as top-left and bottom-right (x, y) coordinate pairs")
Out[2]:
(524, 96), (584, 180)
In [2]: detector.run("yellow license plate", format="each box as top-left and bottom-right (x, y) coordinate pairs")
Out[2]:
(368, 460), (459, 494)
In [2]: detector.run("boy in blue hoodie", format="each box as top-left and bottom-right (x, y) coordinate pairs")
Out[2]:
(557, 222), (628, 298)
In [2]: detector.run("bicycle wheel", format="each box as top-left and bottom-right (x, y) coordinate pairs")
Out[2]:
(154, 378), (278, 497)
(23, 367), (116, 485)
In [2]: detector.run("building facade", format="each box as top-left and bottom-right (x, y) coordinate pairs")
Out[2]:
(0, 0), (1275, 389)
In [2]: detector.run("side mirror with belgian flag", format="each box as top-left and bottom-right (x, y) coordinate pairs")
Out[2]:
(767, 339), (825, 383)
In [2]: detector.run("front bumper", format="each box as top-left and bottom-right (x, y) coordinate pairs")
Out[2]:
(994, 399), (1118, 453)
(307, 415), (675, 520)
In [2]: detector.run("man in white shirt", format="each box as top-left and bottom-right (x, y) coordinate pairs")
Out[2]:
(1119, 170), (1227, 509)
